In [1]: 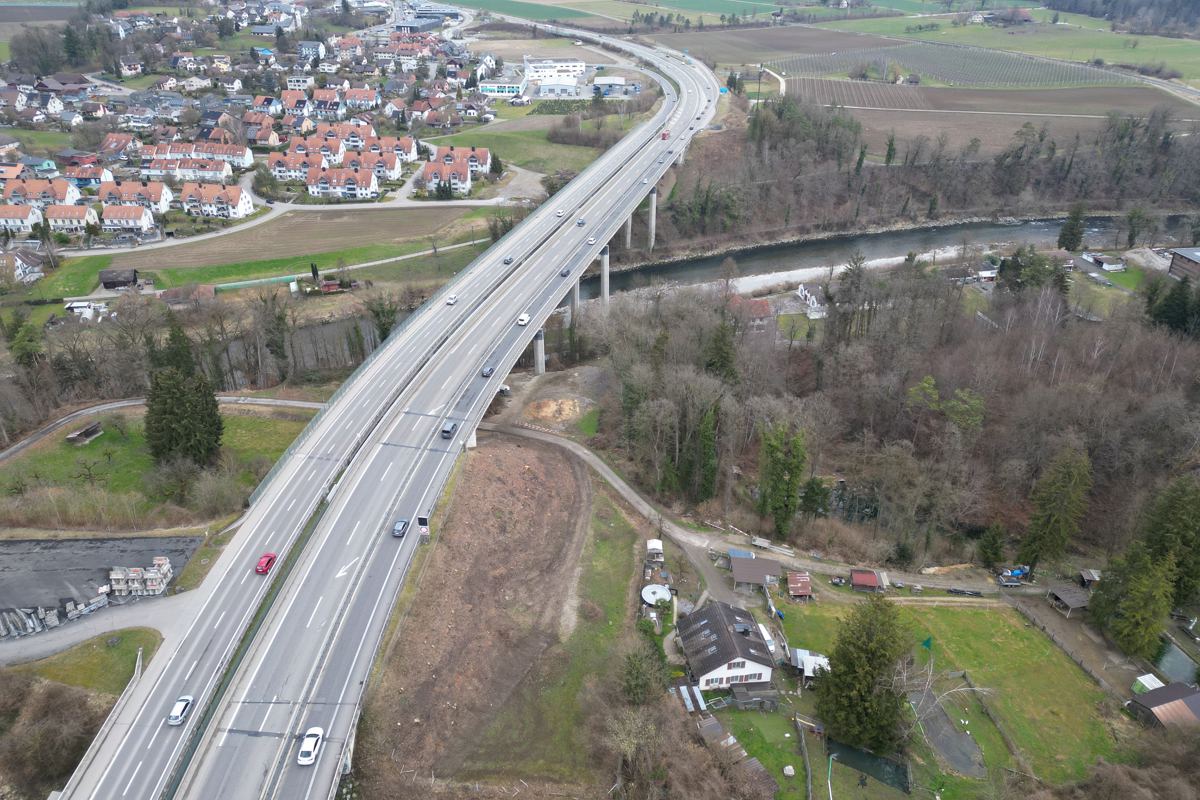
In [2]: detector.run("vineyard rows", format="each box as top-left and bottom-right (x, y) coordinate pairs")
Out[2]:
(770, 42), (1139, 88)
(786, 77), (933, 109)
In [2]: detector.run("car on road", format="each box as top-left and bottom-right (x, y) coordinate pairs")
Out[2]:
(168, 695), (193, 726)
(642, 178), (648, 184)
(297, 727), (323, 766)
(516, 313), (530, 326)
(689, 126), (694, 130)
(658, 158), (665, 164)
(556, 209), (565, 217)
(445, 294), (458, 305)
(576, 218), (585, 226)
(255, 553), (277, 575)
(586, 237), (596, 245)
(503, 256), (514, 264)
(481, 365), (495, 378)
(559, 266), (570, 277)
(392, 519), (408, 538)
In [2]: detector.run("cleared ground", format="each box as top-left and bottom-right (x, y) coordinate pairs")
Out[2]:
(110, 208), (470, 271)
(354, 433), (640, 798)
(649, 25), (896, 64)
(787, 80), (1199, 134)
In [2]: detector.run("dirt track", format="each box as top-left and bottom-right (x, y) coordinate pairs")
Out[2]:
(354, 434), (595, 799)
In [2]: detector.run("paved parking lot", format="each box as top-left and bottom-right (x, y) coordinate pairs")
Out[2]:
(0, 536), (200, 610)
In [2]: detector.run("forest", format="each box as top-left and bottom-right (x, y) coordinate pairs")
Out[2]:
(575, 256), (1200, 572)
(656, 97), (1200, 250)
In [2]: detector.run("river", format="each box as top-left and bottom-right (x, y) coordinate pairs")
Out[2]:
(576, 216), (1146, 300)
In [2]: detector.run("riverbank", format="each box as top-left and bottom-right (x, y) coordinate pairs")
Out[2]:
(609, 207), (1192, 277)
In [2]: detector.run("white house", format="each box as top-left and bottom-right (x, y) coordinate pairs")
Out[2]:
(676, 601), (774, 690)
(305, 167), (379, 199)
(298, 40), (326, 60)
(287, 74), (315, 91)
(44, 204), (98, 233)
(177, 182), (254, 218)
(97, 180), (173, 215)
(0, 204), (41, 234)
(101, 204), (156, 233)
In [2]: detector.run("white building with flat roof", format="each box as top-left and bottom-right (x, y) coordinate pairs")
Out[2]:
(523, 56), (586, 81)
(478, 74), (528, 98)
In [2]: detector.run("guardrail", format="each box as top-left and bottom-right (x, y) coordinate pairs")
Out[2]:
(59, 647), (143, 798)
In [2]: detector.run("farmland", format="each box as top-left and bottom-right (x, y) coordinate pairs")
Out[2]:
(817, 11), (1200, 86)
(649, 25), (893, 64)
(448, 0), (588, 20)
(771, 41), (1138, 88)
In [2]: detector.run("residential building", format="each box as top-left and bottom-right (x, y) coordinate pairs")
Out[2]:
(344, 87), (380, 109)
(97, 267), (139, 289)
(676, 601), (774, 690)
(343, 150), (401, 181)
(2, 248), (46, 284)
(305, 166), (379, 199)
(289, 135), (345, 165)
(120, 59), (144, 77)
(44, 204), (98, 233)
(139, 142), (254, 168)
(729, 556), (782, 592)
(298, 40), (326, 60)
(180, 76), (212, 92)
(850, 568), (888, 593)
(253, 95), (283, 116)
(269, 151), (327, 181)
(101, 204), (155, 233)
(433, 144), (490, 176)
(2, 178), (81, 208)
(97, 180), (173, 214)
(522, 56), (586, 81)
(63, 165), (114, 188)
(286, 74), (315, 91)
(0, 164), (22, 186)
(142, 158), (232, 183)
(281, 89), (309, 113)
(177, 182), (254, 218)
(421, 156), (471, 195)
(219, 77), (243, 93)
(98, 132), (141, 162)
(0, 204), (42, 234)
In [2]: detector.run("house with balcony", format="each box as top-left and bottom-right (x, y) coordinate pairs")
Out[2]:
(305, 166), (379, 199)
(101, 203), (155, 233)
(0, 204), (42, 234)
(97, 179), (173, 214)
(2, 178), (81, 208)
(177, 182), (254, 218)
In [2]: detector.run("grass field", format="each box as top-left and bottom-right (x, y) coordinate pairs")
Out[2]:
(719, 710), (808, 800)
(34, 254), (113, 298)
(15, 628), (162, 695)
(818, 13), (1200, 84)
(8, 128), (72, 154)
(650, 26), (891, 65)
(1105, 265), (1146, 291)
(463, 491), (637, 780)
(111, 207), (472, 272)
(454, 0), (588, 20)
(777, 600), (1119, 783)
(425, 127), (601, 174)
(0, 409), (313, 504)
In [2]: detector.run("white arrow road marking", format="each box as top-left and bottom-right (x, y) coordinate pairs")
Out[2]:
(335, 557), (360, 579)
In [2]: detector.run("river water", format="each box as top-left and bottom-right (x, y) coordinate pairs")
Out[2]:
(577, 217), (1138, 300)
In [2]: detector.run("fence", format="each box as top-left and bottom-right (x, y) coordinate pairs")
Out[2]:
(1007, 600), (1115, 696)
(957, 669), (1036, 779)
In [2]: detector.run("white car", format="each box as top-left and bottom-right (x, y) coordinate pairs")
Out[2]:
(445, 294), (458, 305)
(555, 209), (565, 217)
(167, 695), (193, 726)
(297, 727), (323, 766)
(516, 313), (531, 326)
(586, 237), (597, 245)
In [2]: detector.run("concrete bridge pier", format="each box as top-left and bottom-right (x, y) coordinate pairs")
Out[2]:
(534, 329), (545, 375)
(600, 245), (610, 311)
(647, 187), (657, 253)
(623, 214), (633, 249)
(569, 276), (581, 322)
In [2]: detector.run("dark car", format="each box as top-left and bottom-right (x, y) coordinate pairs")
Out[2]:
(481, 366), (494, 378)
(559, 266), (570, 277)
(503, 256), (514, 264)
(392, 519), (408, 538)
(440, 421), (458, 439)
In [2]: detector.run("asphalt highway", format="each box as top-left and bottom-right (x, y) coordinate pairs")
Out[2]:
(60, 20), (718, 800)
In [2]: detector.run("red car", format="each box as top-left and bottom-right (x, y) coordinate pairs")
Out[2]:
(255, 553), (277, 575)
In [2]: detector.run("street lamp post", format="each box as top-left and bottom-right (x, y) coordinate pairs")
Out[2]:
(827, 752), (838, 800)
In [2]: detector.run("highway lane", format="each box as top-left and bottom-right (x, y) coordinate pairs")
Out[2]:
(63, 21), (716, 800)
(176, 37), (719, 800)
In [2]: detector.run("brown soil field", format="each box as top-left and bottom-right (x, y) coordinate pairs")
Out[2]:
(353, 434), (599, 799)
(471, 36), (616, 64)
(788, 78), (1200, 119)
(110, 208), (469, 270)
(649, 26), (895, 65)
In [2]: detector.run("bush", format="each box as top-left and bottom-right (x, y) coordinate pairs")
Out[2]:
(0, 680), (104, 795)
(187, 469), (244, 518)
